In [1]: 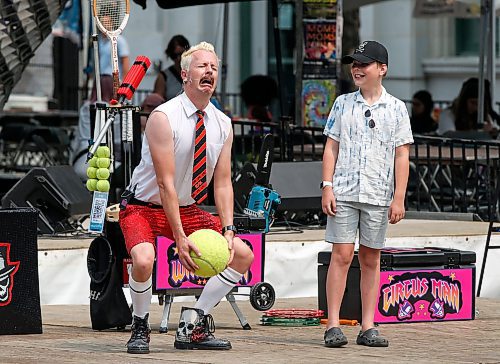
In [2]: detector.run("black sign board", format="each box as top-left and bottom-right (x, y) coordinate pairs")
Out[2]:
(0, 208), (42, 334)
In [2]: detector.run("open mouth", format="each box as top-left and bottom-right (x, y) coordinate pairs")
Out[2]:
(200, 78), (214, 86)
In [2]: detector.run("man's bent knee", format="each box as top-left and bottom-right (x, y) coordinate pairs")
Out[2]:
(229, 237), (254, 273)
(130, 242), (155, 277)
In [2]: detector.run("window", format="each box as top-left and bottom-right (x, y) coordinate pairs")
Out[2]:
(455, 18), (499, 56)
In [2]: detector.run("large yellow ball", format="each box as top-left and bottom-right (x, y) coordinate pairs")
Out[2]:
(188, 229), (230, 278)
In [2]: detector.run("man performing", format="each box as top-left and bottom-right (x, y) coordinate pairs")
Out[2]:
(119, 41), (254, 353)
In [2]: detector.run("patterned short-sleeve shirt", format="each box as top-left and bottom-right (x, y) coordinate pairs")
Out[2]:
(323, 87), (413, 206)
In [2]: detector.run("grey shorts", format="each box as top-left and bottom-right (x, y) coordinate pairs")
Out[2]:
(325, 200), (389, 249)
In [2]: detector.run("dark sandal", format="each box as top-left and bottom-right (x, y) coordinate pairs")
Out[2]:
(324, 327), (348, 347)
(356, 328), (389, 347)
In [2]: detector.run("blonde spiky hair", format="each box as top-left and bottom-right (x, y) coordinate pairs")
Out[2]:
(180, 41), (219, 71)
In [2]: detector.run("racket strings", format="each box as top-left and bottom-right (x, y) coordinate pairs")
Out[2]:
(95, 0), (127, 32)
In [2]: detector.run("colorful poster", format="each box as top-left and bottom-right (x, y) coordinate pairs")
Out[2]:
(303, 0), (337, 20)
(303, 19), (337, 62)
(155, 234), (264, 289)
(302, 79), (336, 127)
(375, 268), (475, 323)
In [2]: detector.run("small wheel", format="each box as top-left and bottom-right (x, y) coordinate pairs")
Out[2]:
(249, 282), (275, 311)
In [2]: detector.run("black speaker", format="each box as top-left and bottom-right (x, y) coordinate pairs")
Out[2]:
(318, 251), (361, 320)
(269, 161), (322, 212)
(1, 166), (92, 234)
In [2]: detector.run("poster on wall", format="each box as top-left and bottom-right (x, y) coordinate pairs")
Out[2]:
(302, 79), (336, 127)
(303, 20), (336, 61)
(303, 0), (337, 19)
(302, 19), (337, 79)
(300, 0), (341, 126)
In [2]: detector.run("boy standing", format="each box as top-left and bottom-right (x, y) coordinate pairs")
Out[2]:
(321, 41), (413, 348)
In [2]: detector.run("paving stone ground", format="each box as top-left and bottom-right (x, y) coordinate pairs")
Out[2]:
(1, 297), (499, 363)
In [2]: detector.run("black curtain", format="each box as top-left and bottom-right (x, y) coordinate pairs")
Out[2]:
(52, 36), (79, 111)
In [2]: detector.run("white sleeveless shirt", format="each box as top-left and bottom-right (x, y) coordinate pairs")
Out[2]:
(129, 92), (231, 206)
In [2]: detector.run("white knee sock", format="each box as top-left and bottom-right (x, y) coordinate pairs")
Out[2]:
(129, 274), (152, 319)
(195, 267), (243, 314)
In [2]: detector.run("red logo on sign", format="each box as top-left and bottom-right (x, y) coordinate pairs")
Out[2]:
(0, 243), (20, 307)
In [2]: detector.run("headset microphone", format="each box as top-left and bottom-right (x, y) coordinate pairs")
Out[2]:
(188, 77), (205, 83)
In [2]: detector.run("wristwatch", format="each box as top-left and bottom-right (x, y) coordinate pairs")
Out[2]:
(222, 225), (237, 235)
(320, 181), (333, 190)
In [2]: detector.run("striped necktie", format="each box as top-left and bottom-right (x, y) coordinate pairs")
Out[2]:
(192, 110), (207, 204)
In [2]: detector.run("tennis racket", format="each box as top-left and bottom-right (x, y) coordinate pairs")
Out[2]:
(92, 0), (130, 99)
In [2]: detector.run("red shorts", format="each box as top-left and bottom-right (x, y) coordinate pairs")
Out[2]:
(119, 203), (222, 254)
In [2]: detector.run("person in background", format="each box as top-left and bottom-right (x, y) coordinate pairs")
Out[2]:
(153, 35), (190, 101)
(70, 76), (114, 181)
(139, 93), (165, 132)
(410, 90), (438, 134)
(98, 15), (130, 78)
(240, 75), (278, 123)
(437, 78), (499, 137)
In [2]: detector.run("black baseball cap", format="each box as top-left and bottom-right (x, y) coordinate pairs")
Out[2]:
(342, 41), (388, 65)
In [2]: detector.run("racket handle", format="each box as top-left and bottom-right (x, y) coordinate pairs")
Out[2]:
(117, 56), (151, 102)
(112, 71), (120, 100)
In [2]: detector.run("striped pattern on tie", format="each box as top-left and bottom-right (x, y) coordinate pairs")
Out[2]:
(192, 110), (207, 204)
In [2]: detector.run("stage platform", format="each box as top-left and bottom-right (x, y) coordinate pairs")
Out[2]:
(36, 218), (500, 305)
(1, 297), (499, 363)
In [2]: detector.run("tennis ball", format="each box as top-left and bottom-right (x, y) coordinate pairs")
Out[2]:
(86, 167), (97, 179)
(96, 146), (111, 158)
(96, 179), (110, 192)
(188, 229), (230, 278)
(97, 157), (110, 168)
(89, 156), (98, 168)
(96, 168), (110, 180)
(86, 178), (98, 191)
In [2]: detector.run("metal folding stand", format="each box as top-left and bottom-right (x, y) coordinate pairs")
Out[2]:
(157, 288), (252, 333)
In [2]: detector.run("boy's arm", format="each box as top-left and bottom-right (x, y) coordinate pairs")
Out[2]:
(321, 137), (339, 216)
(322, 137), (339, 182)
(390, 144), (410, 224)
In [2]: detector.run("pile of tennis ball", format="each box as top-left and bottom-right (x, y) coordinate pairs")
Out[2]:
(86, 146), (111, 192)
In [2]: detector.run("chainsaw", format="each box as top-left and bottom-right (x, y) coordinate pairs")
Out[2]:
(243, 134), (281, 233)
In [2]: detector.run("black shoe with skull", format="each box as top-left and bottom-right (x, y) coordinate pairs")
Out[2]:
(174, 307), (232, 350)
(127, 313), (151, 354)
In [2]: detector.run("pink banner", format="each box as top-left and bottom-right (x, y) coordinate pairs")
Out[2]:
(374, 268), (474, 323)
(155, 233), (264, 290)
